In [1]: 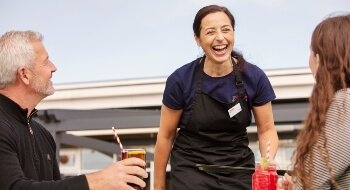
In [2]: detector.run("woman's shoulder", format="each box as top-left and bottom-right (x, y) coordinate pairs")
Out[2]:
(333, 88), (350, 105)
(334, 88), (350, 97)
(242, 62), (265, 75)
(172, 58), (198, 74)
(167, 58), (199, 82)
(327, 88), (350, 124)
(241, 62), (270, 84)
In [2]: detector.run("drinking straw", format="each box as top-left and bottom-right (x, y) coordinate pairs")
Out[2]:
(266, 141), (270, 160)
(112, 127), (124, 152)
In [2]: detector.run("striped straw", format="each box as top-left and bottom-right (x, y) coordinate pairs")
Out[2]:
(266, 141), (271, 160)
(112, 127), (124, 152)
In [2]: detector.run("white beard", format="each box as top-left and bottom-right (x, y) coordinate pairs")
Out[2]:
(32, 74), (55, 96)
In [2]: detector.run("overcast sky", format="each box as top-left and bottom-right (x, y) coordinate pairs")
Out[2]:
(1, 0), (349, 84)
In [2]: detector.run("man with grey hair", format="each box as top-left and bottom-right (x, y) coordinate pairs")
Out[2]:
(0, 30), (148, 190)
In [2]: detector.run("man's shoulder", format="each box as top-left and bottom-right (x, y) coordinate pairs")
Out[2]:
(0, 115), (17, 139)
(0, 108), (13, 128)
(0, 111), (9, 123)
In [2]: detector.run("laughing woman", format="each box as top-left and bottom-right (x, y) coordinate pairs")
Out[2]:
(154, 5), (278, 190)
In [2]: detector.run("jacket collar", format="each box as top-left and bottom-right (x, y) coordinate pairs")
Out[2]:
(0, 93), (37, 124)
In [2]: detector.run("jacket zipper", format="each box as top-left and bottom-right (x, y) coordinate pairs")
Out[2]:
(27, 110), (38, 161)
(27, 110), (37, 135)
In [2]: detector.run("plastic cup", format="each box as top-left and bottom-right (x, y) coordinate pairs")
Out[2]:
(121, 149), (146, 190)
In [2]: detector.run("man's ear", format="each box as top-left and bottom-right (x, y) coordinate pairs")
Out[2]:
(17, 67), (31, 85)
(194, 34), (201, 47)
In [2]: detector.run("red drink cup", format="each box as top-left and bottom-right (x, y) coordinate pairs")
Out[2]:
(121, 149), (146, 190)
(267, 165), (278, 189)
(252, 163), (278, 190)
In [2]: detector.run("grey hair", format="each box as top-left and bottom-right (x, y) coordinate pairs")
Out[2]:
(0, 30), (43, 89)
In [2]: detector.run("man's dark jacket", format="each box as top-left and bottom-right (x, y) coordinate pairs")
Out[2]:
(0, 94), (89, 190)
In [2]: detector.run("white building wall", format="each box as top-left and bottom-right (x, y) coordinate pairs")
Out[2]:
(38, 68), (314, 110)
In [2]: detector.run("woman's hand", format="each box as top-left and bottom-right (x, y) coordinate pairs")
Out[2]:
(277, 173), (293, 190)
(268, 159), (281, 169)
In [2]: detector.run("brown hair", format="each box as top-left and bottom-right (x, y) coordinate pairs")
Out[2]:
(193, 5), (249, 71)
(292, 14), (350, 189)
(193, 5), (235, 38)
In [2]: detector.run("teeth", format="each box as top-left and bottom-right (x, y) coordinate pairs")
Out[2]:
(213, 45), (226, 50)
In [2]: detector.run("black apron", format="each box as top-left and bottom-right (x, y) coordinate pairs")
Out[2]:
(170, 57), (255, 190)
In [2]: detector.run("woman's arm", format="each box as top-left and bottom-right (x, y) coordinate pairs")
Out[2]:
(153, 104), (182, 190)
(252, 102), (278, 160)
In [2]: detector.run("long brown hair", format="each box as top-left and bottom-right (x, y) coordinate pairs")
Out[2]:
(292, 14), (350, 189)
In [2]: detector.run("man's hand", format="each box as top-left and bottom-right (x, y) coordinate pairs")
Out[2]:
(86, 157), (148, 190)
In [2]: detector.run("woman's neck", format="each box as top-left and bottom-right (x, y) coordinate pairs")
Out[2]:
(203, 57), (235, 77)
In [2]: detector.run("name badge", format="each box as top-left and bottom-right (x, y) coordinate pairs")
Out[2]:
(228, 103), (242, 118)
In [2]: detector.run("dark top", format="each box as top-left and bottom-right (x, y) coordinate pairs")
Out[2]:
(163, 57), (276, 129)
(170, 57), (256, 189)
(0, 94), (89, 190)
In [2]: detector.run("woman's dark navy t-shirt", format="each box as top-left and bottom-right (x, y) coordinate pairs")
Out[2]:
(162, 58), (276, 129)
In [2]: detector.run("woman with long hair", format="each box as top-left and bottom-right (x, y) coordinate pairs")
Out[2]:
(278, 14), (350, 190)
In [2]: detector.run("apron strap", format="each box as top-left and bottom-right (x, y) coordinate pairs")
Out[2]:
(196, 57), (205, 93)
(232, 57), (245, 99)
